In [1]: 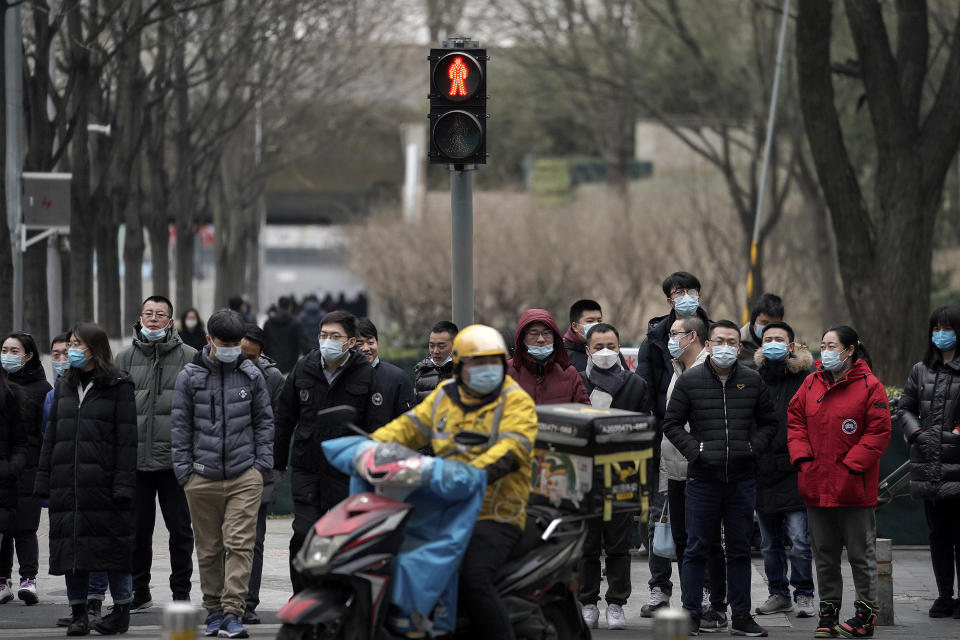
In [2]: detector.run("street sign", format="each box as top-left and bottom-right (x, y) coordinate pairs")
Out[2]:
(22, 171), (71, 228)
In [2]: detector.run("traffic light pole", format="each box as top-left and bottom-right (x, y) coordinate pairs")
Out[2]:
(450, 165), (474, 328)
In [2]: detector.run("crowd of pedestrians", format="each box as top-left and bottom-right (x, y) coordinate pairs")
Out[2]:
(0, 277), (958, 640)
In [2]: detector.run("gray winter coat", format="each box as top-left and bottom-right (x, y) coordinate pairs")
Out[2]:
(116, 326), (197, 471)
(659, 347), (710, 491)
(170, 348), (274, 486)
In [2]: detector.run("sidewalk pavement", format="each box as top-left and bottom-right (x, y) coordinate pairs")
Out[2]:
(0, 509), (958, 639)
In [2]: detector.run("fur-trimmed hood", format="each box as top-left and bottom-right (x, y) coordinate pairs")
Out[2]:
(754, 344), (814, 374)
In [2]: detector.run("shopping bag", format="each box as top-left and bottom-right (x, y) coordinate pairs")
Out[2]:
(652, 500), (676, 559)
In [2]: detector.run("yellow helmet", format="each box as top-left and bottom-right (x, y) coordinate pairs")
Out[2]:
(451, 324), (508, 364)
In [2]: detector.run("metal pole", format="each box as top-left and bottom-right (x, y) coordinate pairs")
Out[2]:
(744, 0), (791, 324)
(450, 167), (474, 328)
(876, 538), (894, 625)
(5, 4), (24, 331)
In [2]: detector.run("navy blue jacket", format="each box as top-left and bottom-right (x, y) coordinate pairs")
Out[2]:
(375, 360), (416, 420)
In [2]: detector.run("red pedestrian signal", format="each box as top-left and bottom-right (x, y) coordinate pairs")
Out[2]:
(429, 47), (487, 165)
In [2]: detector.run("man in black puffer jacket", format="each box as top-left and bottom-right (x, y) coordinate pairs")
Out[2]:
(275, 310), (388, 593)
(662, 320), (778, 637)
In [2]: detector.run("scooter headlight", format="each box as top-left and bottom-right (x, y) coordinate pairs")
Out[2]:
(302, 533), (349, 571)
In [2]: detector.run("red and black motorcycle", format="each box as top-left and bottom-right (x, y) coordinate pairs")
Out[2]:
(277, 414), (590, 640)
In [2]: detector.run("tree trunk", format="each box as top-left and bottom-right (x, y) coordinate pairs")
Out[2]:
(796, 0), (960, 383)
(147, 215), (170, 297)
(0, 17), (11, 335)
(95, 198), (122, 337)
(123, 195), (144, 332)
(22, 238), (49, 342)
(175, 224), (195, 312)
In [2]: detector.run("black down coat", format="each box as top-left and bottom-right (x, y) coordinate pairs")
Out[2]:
(754, 347), (813, 513)
(662, 358), (779, 484)
(9, 363), (50, 497)
(898, 358), (960, 500)
(0, 382), (30, 533)
(35, 373), (137, 575)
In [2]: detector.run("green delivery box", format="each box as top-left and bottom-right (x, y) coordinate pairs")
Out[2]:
(530, 404), (656, 521)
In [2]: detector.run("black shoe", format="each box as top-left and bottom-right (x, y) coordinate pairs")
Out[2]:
(67, 603), (90, 636)
(953, 598), (960, 619)
(87, 599), (103, 621)
(731, 613), (768, 637)
(835, 600), (877, 639)
(699, 607), (728, 633)
(930, 595), (954, 618)
(129, 590), (152, 612)
(689, 613), (700, 636)
(57, 610), (74, 628)
(241, 609), (260, 625)
(815, 601), (840, 638)
(93, 603), (130, 635)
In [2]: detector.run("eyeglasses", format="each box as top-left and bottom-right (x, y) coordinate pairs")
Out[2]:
(141, 312), (169, 320)
(669, 288), (699, 300)
(319, 332), (346, 341)
(668, 330), (693, 339)
(708, 338), (740, 347)
(525, 330), (554, 340)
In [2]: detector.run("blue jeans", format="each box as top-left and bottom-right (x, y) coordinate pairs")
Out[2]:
(65, 571), (132, 606)
(682, 477), (756, 617)
(757, 510), (814, 599)
(88, 571), (109, 599)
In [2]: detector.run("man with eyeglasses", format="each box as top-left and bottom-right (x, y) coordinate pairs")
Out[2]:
(661, 319), (779, 637)
(507, 309), (589, 405)
(115, 295), (197, 611)
(636, 271), (711, 618)
(274, 310), (389, 593)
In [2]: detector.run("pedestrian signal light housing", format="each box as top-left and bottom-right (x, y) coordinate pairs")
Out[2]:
(429, 46), (487, 165)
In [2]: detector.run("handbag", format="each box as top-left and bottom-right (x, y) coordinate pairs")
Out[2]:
(652, 500), (677, 559)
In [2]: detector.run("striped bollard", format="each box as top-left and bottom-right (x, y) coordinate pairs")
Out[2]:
(654, 607), (690, 640)
(876, 538), (894, 625)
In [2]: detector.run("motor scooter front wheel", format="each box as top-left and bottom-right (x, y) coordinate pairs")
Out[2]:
(542, 602), (591, 640)
(276, 623), (340, 640)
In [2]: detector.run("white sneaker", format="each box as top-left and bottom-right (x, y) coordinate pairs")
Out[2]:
(0, 579), (13, 605)
(17, 578), (38, 605)
(640, 586), (670, 617)
(606, 603), (627, 630)
(702, 587), (711, 610)
(795, 594), (816, 618)
(582, 603), (600, 629)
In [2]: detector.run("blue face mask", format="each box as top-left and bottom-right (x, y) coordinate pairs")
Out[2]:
(1, 354), (23, 373)
(141, 326), (167, 342)
(527, 344), (554, 361)
(932, 330), (957, 351)
(53, 361), (70, 377)
(319, 339), (347, 363)
(710, 345), (738, 368)
(214, 345), (242, 363)
(820, 349), (848, 372)
(580, 322), (598, 340)
(754, 324), (766, 340)
(68, 348), (89, 369)
(761, 342), (788, 361)
(465, 364), (504, 395)
(668, 336), (687, 359)
(433, 354), (452, 367)
(674, 295), (700, 317)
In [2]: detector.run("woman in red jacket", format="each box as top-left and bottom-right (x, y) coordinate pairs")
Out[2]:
(507, 309), (589, 405)
(787, 326), (891, 639)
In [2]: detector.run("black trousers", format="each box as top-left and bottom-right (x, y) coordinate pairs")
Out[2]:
(132, 469), (195, 597)
(925, 498), (960, 598)
(458, 520), (521, 640)
(0, 490), (42, 580)
(246, 503), (268, 612)
(289, 467), (349, 593)
(668, 479), (727, 608)
(647, 484), (674, 596)
(579, 511), (632, 605)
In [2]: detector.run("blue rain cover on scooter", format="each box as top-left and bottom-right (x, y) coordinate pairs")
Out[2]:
(323, 436), (487, 634)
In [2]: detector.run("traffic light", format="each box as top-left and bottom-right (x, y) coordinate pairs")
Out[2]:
(428, 45), (487, 165)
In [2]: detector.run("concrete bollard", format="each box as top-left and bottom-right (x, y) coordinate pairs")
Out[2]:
(876, 538), (893, 626)
(163, 602), (204, 640)
(653, 606), (691, 640)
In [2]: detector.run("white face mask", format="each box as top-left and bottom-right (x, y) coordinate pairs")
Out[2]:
(590, 348), (619, 370)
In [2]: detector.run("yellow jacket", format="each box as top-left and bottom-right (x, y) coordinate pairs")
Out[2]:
(371, 375), (538, 530)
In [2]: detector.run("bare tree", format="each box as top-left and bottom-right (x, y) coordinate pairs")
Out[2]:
(796, 0), (960, 382)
